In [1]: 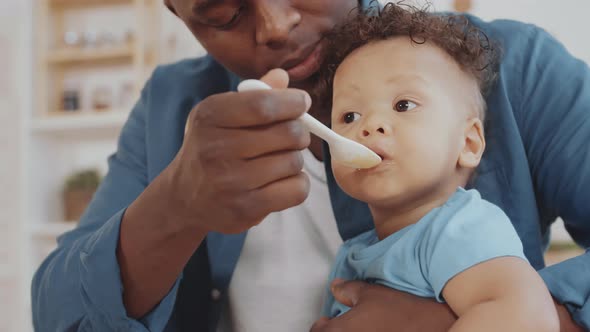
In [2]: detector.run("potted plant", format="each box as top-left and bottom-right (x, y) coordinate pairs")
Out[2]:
(63, 169), (101, 222)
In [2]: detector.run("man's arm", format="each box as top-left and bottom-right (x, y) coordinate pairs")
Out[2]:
(515, 25), (590, 331)
(119, 68), (312, 318)
(442, 257), (558, 332)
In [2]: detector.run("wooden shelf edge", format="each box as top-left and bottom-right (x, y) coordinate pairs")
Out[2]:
(49, 0), (133, 9)
(47, 45), (135, 65)
(30, 222), (77, 238)
(31, 110), (129, 133)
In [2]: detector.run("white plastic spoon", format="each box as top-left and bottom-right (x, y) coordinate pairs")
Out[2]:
(237, 79), (382, 169)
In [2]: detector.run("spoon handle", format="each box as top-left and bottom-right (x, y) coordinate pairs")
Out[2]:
(237, 79), (337, 143)
(299, 113), (338, 143)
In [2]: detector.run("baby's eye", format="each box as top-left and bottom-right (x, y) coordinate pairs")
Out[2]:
(343, 112), (361, 124)
(394, 100), (417, 112)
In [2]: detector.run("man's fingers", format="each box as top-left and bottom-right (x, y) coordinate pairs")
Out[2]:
(309, 317), (331, 332)
(195, 89), (311, 128)
(237, 150), (305, 191)
(250, 172), (310, 217)
(188, 68), (309, 129)
(230, 120), (310, 159)
(260, 68), (290, 89)
(331, 279), (367, 307)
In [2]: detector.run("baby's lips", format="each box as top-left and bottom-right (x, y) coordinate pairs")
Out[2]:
(365, 143), (392, 161)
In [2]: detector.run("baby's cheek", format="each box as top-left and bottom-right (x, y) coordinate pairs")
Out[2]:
(331, 120), (359, 136)
(331, 162), (347, 182)
(332, 164), (356, 191)
(330, 125), (347, 137)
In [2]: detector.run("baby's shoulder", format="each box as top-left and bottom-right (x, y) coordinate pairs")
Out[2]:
(421, 188), (513, 240)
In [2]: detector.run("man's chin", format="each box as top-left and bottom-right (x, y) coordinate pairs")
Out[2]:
(289, 72), (320, 91)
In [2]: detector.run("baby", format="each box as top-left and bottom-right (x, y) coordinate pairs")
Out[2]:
(314, 4), (559, 331)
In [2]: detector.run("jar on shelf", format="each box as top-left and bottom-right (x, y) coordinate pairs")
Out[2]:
(98, 31), (117, 49)
(122, 29), (135, 46)
(118, 82), (135, 109)
(91, 86), (113, 111)
(61, 80), (81, 112)
(63, 31), (82, 49)
(82, 30), (100, 49)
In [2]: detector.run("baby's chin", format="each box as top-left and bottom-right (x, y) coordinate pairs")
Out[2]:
(362, 195), (404, 208)
(347, 186), (406, 207)
(335, 173), (400, 200)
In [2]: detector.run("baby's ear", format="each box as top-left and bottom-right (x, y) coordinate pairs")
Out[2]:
(458, 118), (485, 169)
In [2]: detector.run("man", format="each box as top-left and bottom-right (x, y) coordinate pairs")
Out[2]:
(32, 1), (589, 331)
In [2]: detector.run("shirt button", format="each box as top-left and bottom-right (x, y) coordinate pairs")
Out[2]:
(211, 288), (221, 301)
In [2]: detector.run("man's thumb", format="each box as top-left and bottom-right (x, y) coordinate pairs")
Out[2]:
(259, 68), (290, 89)
(331, 278), (365, 307)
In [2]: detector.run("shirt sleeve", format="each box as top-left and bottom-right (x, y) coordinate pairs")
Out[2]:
(515, 25), (590, 330)
(421, 191), (527, 302)
(31, 70), (181, 332)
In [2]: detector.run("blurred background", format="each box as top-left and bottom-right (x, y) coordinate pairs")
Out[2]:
(0, 0), (587, 331)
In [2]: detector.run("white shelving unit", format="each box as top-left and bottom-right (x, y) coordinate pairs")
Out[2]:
(29, 221), (78, 238)
(26, 0), (159, 253)
(18, 1), (163, 331)
(1, 0), (203, 329)
(31, 110), (128, 135)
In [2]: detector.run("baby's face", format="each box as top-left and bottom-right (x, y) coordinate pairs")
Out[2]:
(331, 36), (483, 207)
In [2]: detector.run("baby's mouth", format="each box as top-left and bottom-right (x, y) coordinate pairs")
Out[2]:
(366, 144), (391, 162)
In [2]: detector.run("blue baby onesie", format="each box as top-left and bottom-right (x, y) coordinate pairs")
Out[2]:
(323, 188), (527, 317)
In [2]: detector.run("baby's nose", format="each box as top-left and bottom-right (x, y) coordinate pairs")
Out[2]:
(362, 125), (387, 137)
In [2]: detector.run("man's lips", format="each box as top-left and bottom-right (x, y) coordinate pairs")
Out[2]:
(281, 41), (323, 82)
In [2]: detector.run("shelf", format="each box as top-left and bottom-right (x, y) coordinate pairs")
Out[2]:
(32, 110), (128, 134)
(49, 0), (133, 9)
(30, 222), (77, 238)
(47, 45), (134, 65)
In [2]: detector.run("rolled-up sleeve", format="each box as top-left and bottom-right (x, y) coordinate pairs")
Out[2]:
(31, 71), (181, 331)
(516, 25), (590, 329)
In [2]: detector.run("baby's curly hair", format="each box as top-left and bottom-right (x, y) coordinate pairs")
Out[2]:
(313, 2), (500, 118)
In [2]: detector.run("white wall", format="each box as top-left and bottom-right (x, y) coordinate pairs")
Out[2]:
(459, 0), (590, 63)
(0, 0), (31, 330)
(383, 0), (590, 63)
(158, 3), (207, 63)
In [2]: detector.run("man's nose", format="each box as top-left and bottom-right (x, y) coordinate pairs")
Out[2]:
(254, 0), (301, 49)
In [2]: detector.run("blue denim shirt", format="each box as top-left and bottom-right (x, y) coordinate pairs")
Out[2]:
(32, 14), (590, 332)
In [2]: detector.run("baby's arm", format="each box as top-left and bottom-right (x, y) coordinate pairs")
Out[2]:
(442, 256), (559, 332)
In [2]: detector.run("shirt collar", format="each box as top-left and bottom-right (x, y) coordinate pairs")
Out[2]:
(360, 0), (381, 10)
